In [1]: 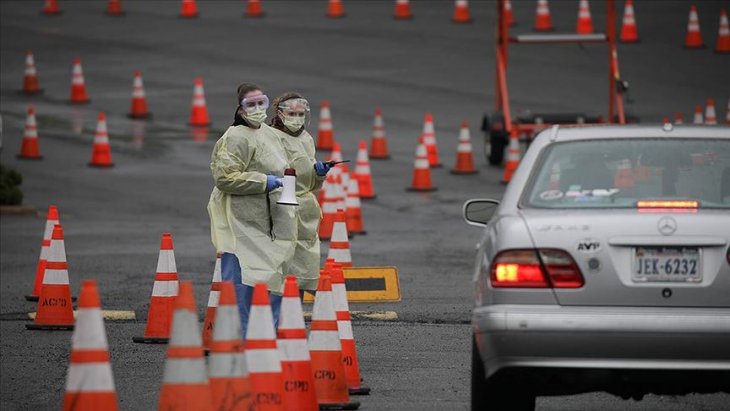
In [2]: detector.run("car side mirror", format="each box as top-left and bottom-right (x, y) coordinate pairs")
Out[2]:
(462, 199), (500, 227)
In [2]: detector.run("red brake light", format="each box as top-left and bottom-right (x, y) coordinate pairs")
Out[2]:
(490, 249), (584, 289)
(637, 200), (699, 213)
(538, 249), (584, 288)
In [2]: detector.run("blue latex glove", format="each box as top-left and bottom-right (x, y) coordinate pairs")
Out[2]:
(314, 161), (331, 177)
(266, 175), (283, 192)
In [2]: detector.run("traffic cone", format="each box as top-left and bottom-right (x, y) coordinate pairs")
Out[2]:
(62, 280), (119, 411)
(331, 142), (344, 163)
(716, 9), (730, 53)
(329, 264), (370, 395)
(705, 99), (717, 125)
(576, 0), (593, 34)
(693, 104), (704, 124)
(245, 283), (286, 411)
(189, 76), (211, 126)
(133, 233), (178, 344)
(319, 173), (339, 241)
(421, 113), (442, 167)
(505, 0), (515, 26)
(180, 0), (199, 18)
(26, 205), (60, 301)
(502, 130), (521, 184)
(202, 252), (222, 352)
(309, 275), (360, 409)
(451, 120), (478, 175)
(21, 50), (43, 94)
(327, 210), (352, 268)
(346, 175), (366, 235)
(408, 137), (437, 192)
(394, 0), (412, 20)
(42, 0), (61, 15)
(106, 0), (124, 16)
(17, 104), (43, 160)
(328, 0), (345, 18)
(128, 71), (150, 119)
(159, 281), (213, 411)
(69, 58), (90, 104)
(317, 100), (335, 151)
(26, 224), (74, 330)
(534, 0), (553, 32)
(370, 108), (389, 159)
(89, 112), (114, 167)
(245, 0), (264, 18)
(354, 141), (377, 199)
(685, 5), (705, 48)
(614, 159), (634, 189)
(209, 281), (252, 411)
(277, 276), (319, 411)
(674, 112), (684, 125)
(453, 0), (472, 24)
(620, 0), (639, 43)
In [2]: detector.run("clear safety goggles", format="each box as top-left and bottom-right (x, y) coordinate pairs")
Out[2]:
(240, 94), (270, 113)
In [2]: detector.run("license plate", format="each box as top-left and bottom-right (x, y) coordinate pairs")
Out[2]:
(633, 247), (701, 283)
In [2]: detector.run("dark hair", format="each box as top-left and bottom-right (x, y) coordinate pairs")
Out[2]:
(270, 91), (304, 135)
(232, 82), (263, 127)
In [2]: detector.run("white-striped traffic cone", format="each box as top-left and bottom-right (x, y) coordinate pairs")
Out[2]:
(26, 205), (60, 301)
(202, 252), (222, 351)
(327, 209), (353, 268)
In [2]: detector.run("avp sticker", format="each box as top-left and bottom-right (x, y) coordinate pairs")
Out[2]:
(539, 190), (563, 201)
(576, 238), (601, 253)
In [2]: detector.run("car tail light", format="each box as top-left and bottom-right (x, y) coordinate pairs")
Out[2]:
(490, 249), (584, 289)
(637, 200), (699, 213)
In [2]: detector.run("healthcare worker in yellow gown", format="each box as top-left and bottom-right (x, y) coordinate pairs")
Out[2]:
(207, 82), (297, 334)
(267, 92), (331, 296)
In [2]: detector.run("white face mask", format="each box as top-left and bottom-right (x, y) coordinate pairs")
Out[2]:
(282, 115), (305, 132)
(244, 109), (267, 126)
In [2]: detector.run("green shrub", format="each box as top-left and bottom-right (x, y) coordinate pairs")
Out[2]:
(0, 163), (24, 205)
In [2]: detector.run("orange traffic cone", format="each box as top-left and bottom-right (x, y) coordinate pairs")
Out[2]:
(133, 233), (178, 344)
(327, 210), (352, 268)
(693, 104), (704, 124)
(421, 113), (442, 167)
(106, 0), (124, 16)
(674, 112), (684, 125)
(534, 0), (553, 32)
(685, 5), (705, 48)
(453, 0), (472, 24)
(89, 112), (114, 167)
(309, 275), (360, 409)
(705, 99), (717, 125)
(614, 159), (634, 189)
(209, 281), (252, 411)
(317, 100), (335, 151)
(180, 0), (199, 18)
(394, 0), (412, 20)
(62, 280), (119, 411)
(189, 76), (210, 126)
(329, 264), (370, 395)
(21, 50), (43, 94)
(353, 141), (377, 199)
(451, 120), (478, 175)
(128, 71), (150, 119)
(17, 104), (43, 160)
(346, 175), (366, 235)
(202, 252), (222, 351)
(27, 224), (75, 330)
(620, 0), (639, 43)
(370, 108), (389, 159)
(408, 137), (437, 192)
(245, 0), (264, 18)
(277, 276), (319, 411)
(319, 173), (339, 241)
(328, 0), (345, 18)
(159, 281), (213, 411)
(245, 283), (286, 410)
(715, 9), (730, 53)
(26, 205), (60, 301)
(69, 58), (90, 104)
(576, 0), (593, 34)
(502, 130), (521, 184)
(42, 0), (61, 15)
(505, 0), (515, 26)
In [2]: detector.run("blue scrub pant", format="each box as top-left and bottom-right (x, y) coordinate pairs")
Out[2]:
(220, 252), (282, 338)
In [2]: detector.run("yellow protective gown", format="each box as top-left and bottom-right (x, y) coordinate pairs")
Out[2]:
(207, 123), (297, 294)
(267, 127), (325, 291)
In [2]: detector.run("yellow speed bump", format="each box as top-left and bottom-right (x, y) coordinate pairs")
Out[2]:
(304, 266), (400, 303)
(28, 310), (136, 321)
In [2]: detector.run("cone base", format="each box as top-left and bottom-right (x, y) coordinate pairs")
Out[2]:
(180, 14), (200, 19)
(450, 169), (479, 175)
(16, 155), (43, 160)
(128, 113), (152, 119)
(105, 11), (126, 16)
(359, 194), (376, 200)
(245, 13), (265, 18)
(369, 155), (390, 160)
(429, 163), (443, 168)
(348, 386), (371, 395)
(684, 44), (706, 49)
(18, 89), (44, 95)
(715, 49), (730, 54)
(42, 11), (63, 16)
(350, 230), (366, 235)
(26, 323), (73, 330)
(533, 27), (555, 32)
(319, 401), (360, 410)
(453, 19), (472, 24)
(327, 14), (346, 19)
(394, 16), (412, 20)
(25, 295), (77, 302)
(89, 162), (114, 168)
(406, 187), (437, 192)
(132, 336), (169, 344)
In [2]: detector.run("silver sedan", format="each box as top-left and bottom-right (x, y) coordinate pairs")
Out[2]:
(464, 124), (730, 411)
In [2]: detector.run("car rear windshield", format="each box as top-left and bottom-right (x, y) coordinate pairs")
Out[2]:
(523, 138), (730, 209)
